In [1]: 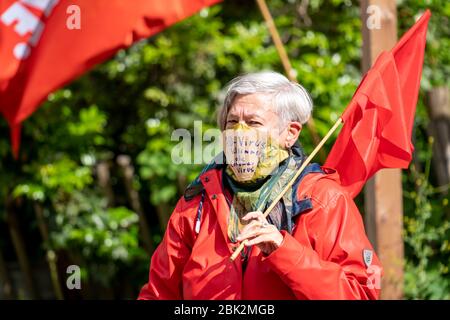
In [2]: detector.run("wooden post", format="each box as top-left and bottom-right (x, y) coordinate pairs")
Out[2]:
(117, 155), (154, 253)
(33, 202), (64, 300)
(0, 244), (15, 299)
(426, 87), (450, 192)
(360, 0), (404, 299)
(96, 161), (116, 207)
(5, 195), (38, 299)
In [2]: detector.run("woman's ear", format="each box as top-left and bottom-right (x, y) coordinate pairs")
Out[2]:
(284, 122), (302, 148)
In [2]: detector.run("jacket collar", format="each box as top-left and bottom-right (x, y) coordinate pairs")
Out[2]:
(199, 168), (234, 253)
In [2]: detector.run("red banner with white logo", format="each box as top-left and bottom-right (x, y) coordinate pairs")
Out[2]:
(0, 0), (221, 157)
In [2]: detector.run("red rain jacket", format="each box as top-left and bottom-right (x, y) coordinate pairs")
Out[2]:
(138, 166), (382, 300)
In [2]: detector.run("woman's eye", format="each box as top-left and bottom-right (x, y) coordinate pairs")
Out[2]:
(249, 121), (262, 126)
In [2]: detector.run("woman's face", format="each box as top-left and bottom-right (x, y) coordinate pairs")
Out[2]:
(225, 93), (302, 148)
(225, 93), (278, 131)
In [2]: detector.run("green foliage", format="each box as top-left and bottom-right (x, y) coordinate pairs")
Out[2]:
(51, 193), (145, 286)
(0, 0), (448, 298)
(398, 0), (450, 88)
(11, 142), (146, 287)
(403, 140), (450, 299)
(398, 1), (450, 299)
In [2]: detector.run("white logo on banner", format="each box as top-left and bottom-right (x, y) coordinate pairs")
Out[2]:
(0, 0), (59, 60)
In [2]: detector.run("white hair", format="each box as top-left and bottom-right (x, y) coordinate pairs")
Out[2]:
(218, 71), (313, 130)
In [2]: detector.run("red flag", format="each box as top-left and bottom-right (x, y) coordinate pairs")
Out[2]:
(0, 0), (221, 158)
(324, 10), (431, 198)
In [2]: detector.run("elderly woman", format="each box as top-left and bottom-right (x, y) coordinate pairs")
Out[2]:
(138, 71), (382, 300)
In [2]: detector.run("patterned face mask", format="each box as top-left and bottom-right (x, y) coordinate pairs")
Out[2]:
(223, 122), (289, 183)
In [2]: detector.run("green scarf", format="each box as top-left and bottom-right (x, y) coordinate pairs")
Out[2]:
(224, 149), (304, 258)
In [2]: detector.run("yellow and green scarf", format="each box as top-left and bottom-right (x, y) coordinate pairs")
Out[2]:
(224, 148), (305, 255)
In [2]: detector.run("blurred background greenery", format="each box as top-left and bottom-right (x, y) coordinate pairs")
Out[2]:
(0, 0), (448, 299)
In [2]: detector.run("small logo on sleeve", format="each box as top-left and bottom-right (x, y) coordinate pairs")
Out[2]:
(363, 249), (373, 267)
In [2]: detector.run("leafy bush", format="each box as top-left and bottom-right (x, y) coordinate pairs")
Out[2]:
(403, 139), (450, 299)
(0, 0), (448, 299)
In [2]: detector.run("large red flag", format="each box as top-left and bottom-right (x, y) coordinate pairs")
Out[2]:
(324, 10), (431, 198)
(0, 0), (221, 157)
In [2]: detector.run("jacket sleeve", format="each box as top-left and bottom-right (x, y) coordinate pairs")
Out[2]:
(262, 187), (382, 300)
(138, 199), (191, 300)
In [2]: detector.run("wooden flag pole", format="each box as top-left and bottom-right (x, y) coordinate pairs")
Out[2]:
(230, 117), (343, 261)
(256, 0), (295, 80)
(255, 0), (324, 160)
